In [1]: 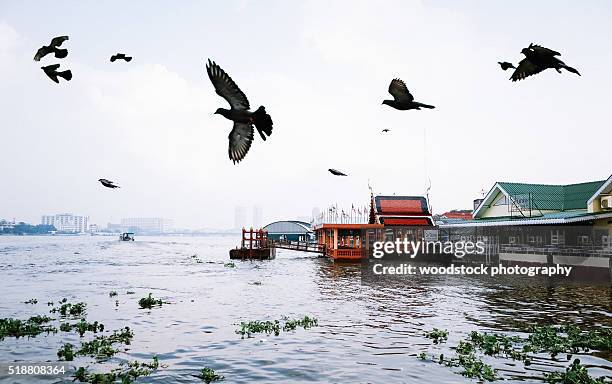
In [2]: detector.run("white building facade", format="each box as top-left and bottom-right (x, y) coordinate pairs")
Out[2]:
(41, 213), (89, 233)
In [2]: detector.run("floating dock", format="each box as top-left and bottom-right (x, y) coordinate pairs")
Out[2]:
(229, 228), (275, 260)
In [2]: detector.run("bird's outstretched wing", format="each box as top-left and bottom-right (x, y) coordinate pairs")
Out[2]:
(530, 44), (560, 57)
(33, 46), (52, 61)
(510, 58), (544, 81)
(388, 78), (413, 102)
(228, 122), (254, 164)
(206, 59), (250, 111)
(329, 168), (347, 176)
(50, 36), (69, 47)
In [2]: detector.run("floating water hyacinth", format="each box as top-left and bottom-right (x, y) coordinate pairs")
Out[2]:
(57, 343), (75, 361)
(544, 359), (607, 384)
(0, 316), (56, 340)
(73, 356), (159, 383)
(425, 328), (448, 344)
(75, 327), (134, 359)
(60, 319), (104, 337)
(419, 326), (612, 382)
(236, 316), (318, 338)
(50, 301), (87, 318)
(138, 293), (163, 309)
(109, 291), (118, 297)
(197, 367), (224, 383)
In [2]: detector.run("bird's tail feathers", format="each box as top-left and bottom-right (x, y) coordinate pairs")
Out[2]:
(416, 102), (435, 109)
(54, 48), (68, 59)
(253, 106), (273, 141)
(58, 70), (72, 81)
(562, 65), (581, 76)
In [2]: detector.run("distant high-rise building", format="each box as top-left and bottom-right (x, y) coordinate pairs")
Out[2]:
(120, 218), (171, 234)
(312, 207), (321, 221)
(234, 206), (247, 230)
(41, 213), (89, 233)
(253, 205), (263, 228)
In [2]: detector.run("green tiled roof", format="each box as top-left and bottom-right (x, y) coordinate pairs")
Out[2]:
(497, 180), (605, 211)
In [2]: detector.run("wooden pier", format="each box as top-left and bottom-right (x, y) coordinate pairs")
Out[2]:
(269, 239), (325, 254)
(229, 228), (325, 259)
(230, 228), (275, 260)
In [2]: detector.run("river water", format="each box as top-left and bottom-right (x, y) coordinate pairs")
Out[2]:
(0, 235), (610, 383)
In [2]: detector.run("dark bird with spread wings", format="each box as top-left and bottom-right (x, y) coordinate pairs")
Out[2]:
(382, 129), (390, 133)
(110, 53), (132, 62)
(498, 61), (515, 71)
(382, 79), (435, 110)
(41, 64), (72, 83)
(206, 59), (273, 164)
(328, 169), (348, 176)
(34, 36), (69, 61)
(510, 44), (580, 82)
(98, 179), (120, 189)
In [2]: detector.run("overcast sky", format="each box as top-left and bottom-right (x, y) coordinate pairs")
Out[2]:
(1, 0), (611, 229)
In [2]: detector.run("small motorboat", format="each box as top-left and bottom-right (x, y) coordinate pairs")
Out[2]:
(119, 232), (135, 241)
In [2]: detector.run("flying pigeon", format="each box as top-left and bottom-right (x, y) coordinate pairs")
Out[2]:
(328, 169), (347, 176)
(98, 179), (120, 189)
(110, 53), (132, 62)
(382, 129), (390, 133)
(41, 64), (72, 83)
(206, 59), (273, 164)
(382, 79), (435, 110)
(498, 61), (515, 71)
(34, 36), (69, 61)
(510, 43), (580, 82)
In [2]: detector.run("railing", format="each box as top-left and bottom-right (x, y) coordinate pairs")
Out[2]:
(500, 244), (612, 257)
(269, 239), (326, 254)
(328, 248), (363, 260)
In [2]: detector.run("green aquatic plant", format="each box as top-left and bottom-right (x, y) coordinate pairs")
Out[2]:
(527, 325), (612, 357)
(198, 367), (224, 383)
(468, 331), (527, 362)
(73, 367), (116, 383)
(237, 320), (280, 338)
(456, 352), (497, 381)
(109, 291), (118, 297)
(420, 325), (611, 382)
(236, 316), (319, 338)
(282, 316), (318, 332)
(544, 358), (607, 384)
(0, 316), (56, 340)
(47, 301), (54, 306)
(60, 320), (104, 337)
(23, 298), (38, 304)
(77, 327), (134, 359)
(76, 320), (105, 337)
(138, 293), (163, 309)
(57, 343), (75, 361)
(224, 262), (236, 268)
(73, 357), (159, 383)
(116, 356), (160, 382)
(425, 328), (449, 344)
(50, 301), (87, 318)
